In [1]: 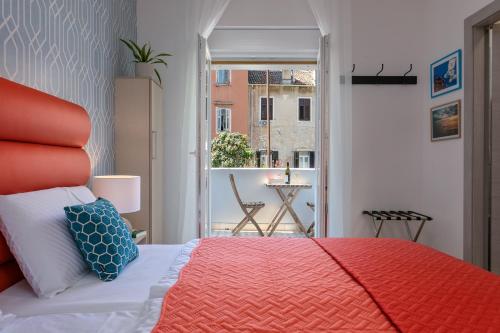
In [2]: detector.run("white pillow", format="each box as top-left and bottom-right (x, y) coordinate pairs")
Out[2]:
(0, 186), (96, 298)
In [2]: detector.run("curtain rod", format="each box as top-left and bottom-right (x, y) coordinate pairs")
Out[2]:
(213, 26), (320, 31)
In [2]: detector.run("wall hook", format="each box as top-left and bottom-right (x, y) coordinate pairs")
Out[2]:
(403, 64), (413, 77)
(376, 64), (384, 77)
(352, 64), (356, 73)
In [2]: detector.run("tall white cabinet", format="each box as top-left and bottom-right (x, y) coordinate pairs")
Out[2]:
(115, 78), (164, 244)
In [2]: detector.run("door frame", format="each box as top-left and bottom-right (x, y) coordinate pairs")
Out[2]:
(464, 0), (500, 267)
(316, 35), (330, 237)
(200, 59), (329, 237)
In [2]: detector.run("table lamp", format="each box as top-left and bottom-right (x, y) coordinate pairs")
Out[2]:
(92, 175), (141, 230)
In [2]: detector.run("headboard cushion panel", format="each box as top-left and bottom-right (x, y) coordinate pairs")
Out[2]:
(0, 77), (92, 292)
(0, 261), (23, 292)
(0, 77), (90, 147)
(0, 233), (12, 264)
(0, 141), (91, 195)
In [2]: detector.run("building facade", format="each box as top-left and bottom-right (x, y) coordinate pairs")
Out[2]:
(210, 70), (249, 138)
(210, 69), (316, 168)
(248, 70), (316, 168)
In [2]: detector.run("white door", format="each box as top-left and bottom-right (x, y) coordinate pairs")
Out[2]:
(315, 35), (330, 237)
(197, 35), (212, 237)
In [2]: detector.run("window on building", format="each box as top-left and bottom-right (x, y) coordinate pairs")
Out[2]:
(256, 150), (279, 168)
(298, 98), (311, 121)
(216, 70), (230, 85)
(216, 108), (231, 133)
(260, 153), (268, 168)
(298, 152), (310, 168)
(294, 151), (315, 168)
(282, 69), (293, 84)
(260, 97), (274, 121)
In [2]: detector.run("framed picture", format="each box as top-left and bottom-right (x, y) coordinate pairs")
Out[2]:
(430, 49), (462, 98)
(431, 100), (461, 141)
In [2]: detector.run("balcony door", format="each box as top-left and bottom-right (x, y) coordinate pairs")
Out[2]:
(204, 61), (327, 238)
(197, 35), (212, 237)
(315, 35), (329, 237)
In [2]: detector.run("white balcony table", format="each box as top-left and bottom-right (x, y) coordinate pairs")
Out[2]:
(265, 182), (312, 237)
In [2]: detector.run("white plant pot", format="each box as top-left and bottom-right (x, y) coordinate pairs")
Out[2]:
(135, 63), (159, 85)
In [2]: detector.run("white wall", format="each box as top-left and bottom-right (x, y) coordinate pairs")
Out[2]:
(418, 0), (493, 257)
(350, 0), (427, 240)
(349, 0), (493, 258)
(217, 0), (317, 27)
(327, 0), (353, 237)
(208, 29), (321, 59)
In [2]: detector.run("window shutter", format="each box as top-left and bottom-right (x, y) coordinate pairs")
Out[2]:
(298, 99), (304, 120)
(298, 98), (311, 121)
(216, 109), (221, 132)
(260, 98), (266, 120)
(269, 98), (274, 120)
(305, 99), (311, 121)
(309, 151), (315, 168)
(256, 151), (261, 167)
(272, 151), (279, 167)
(224, 109), (230, 132)
(294, 152), (299, 168)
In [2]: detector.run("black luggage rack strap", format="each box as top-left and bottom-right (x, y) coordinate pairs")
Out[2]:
(362, 210), (433, 242)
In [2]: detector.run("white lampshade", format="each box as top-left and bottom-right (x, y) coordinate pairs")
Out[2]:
(92, 175), (141, 213)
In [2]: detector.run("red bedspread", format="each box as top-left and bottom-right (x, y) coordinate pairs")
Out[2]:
(153, 238), (395, 332)
(153, 238), (500, 332)
(315, 238), (500, 333)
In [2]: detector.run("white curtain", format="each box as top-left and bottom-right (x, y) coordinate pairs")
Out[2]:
(308, 0), (352, 237)
(307, 0), (331, 35)
(172, 0), (230, 243)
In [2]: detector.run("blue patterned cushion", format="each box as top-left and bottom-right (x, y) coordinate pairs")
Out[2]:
(64, 198), (139, 281)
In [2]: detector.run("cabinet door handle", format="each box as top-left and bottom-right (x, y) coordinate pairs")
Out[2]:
(152, 131), (158, 159)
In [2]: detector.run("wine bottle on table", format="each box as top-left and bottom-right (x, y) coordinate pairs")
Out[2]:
(285, 162), (291, 184)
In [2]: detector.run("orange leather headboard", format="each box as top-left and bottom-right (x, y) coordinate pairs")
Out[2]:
(0, 77), (91, 292)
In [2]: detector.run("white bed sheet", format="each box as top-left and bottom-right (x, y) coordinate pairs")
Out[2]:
(0, 244), (182, 317)
(1, 311), (140, 333)
(0, 240), (199, 333)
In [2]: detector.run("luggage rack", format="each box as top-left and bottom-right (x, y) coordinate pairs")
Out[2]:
(362, 210), (433, 242)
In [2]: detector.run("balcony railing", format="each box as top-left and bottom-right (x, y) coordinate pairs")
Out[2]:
(210, 168), (316, 236)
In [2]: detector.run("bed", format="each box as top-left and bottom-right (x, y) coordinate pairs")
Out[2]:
(0, 242), (197, 333)
(0, 77), (500, 333)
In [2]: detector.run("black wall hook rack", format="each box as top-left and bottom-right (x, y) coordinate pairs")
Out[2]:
(352, 64), (417, 85)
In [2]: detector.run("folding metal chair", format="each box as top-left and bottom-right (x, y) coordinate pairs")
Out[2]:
(229, 174), (265, 236)
(306, 201), (315, 237)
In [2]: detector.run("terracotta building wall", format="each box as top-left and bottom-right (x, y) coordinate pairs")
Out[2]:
(210, 70), (249, 138)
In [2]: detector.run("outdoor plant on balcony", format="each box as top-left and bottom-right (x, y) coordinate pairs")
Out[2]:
(211, 132), (254, 168)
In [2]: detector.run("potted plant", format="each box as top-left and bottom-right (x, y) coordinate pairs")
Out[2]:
(120, 39), (172, 85)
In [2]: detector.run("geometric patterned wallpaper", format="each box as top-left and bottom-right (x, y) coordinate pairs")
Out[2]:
(0, 0), (136, 176)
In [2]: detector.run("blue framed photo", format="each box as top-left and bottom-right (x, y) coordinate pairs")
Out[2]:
(430, 49), (462, 98)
